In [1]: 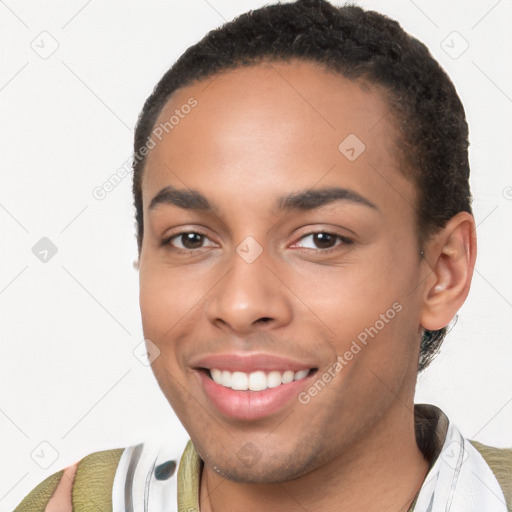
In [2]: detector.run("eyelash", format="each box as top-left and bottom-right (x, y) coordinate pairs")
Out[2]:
(292, 231), (353, 253)
(161, 230), (353, 254)
(161, 230), (215, 254)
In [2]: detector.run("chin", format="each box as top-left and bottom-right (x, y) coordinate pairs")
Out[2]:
(200, 442), (324, 484)
(209, 462), (309, 484)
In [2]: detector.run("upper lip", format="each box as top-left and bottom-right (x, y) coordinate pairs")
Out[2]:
(191, 352), (317, 373)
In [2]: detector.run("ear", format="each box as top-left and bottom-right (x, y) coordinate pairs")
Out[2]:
(420, 212), (477, 331)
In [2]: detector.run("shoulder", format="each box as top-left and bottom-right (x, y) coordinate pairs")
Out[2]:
(14, 447), (125, 512)
(470, 440), (512, 505)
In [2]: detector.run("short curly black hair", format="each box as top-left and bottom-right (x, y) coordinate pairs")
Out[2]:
(132, 0), (472, 371)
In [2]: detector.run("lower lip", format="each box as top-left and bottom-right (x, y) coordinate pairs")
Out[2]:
(198, 371), (313, 421)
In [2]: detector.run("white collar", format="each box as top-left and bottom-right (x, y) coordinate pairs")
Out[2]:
(413, 418), (507, 511)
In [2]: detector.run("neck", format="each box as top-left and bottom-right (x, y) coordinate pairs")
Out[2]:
(199, 400), (429, 512)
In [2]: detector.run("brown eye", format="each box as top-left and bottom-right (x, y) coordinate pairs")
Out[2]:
(178, 233), (205, 249)
(312, 233), (336, 249)
(295, 232), (352, 250)
(164, 231), (216, 250)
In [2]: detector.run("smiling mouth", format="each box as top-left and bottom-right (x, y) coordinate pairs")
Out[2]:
(202, 368), (317, 392)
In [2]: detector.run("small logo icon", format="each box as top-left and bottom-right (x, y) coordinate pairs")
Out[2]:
(338, 134), (366, 161)
(30, 31), (59, 60)
(237, 442), (262, 467)
(441, 440), (469, 469)
(236, 236), (263, 264)
(133, 339), (161, 366)
(441, 32), (469, 60)
(32, 237), (58, 263)
(31, 441), (59, 469)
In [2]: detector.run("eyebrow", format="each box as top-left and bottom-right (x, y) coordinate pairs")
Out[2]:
(276, 187), (378, 211)
(148, 185), (378, 213)
(149, 186), (216, 213)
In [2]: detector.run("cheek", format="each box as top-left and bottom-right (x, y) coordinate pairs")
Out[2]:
(138, 266), (200, 405)
(292, 247), (419, 355)
(138, 263), (206, 341)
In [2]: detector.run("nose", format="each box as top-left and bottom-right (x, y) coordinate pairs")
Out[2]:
(206, 249), (293, 335)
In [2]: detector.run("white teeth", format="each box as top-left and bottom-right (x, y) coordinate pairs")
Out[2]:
(231, 371), (248, 390)
(211, 368), (222, 384)
(281, 370), (295, 384)
(209, 368), (310, 391)
(267, 371), (282, 388)
(221, 370), (232, 388)
(248, 371), (267, 391)
(294, 369), (309, 381)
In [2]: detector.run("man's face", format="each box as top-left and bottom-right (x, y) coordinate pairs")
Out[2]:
(138, 60), (427, 482)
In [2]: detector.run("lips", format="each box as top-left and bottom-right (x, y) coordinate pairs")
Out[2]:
(191, 353), (318, 421)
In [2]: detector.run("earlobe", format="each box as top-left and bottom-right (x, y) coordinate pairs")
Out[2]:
(420, 212), (477, 331)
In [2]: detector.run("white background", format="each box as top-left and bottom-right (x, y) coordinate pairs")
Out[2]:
(1, 0), (511, 509)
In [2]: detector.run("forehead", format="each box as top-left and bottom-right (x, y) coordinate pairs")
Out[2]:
(142, 59), (415, 216)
